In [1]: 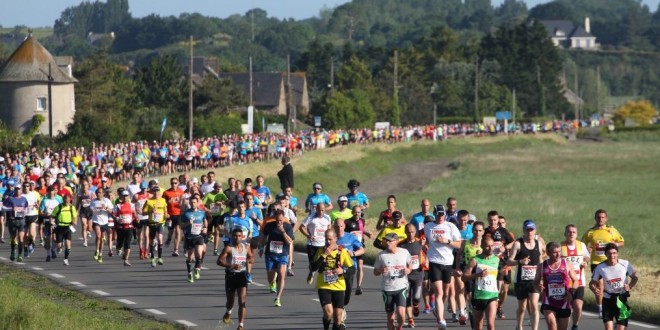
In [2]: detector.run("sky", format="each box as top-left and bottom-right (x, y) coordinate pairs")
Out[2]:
(1, 0), (658, 28)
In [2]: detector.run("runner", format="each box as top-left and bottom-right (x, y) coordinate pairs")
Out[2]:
(226, 200), (253, 281)
(181, 194), (208, 282)
(374, 211), (406, 250)
(310, 228), (353, 330)
(561, 224), (590, 330)
(535, 242), (579, 330)
(38, 186), (62, 261)
(163, 177), (185, 256)
(484, 210), (515, 319)
(218, 228), (253, 330)
(143, 186), (168, 267)
(450, 209), (473, 325)
(300, 203), (332, 284)
(345, 179), (369, 210)
(259, 209), (294, 306)
(52, 194), (78, 266)
(254, 175), (272, 212)
(76, 181), (95, 248)
(376, 195), (404, 230)
(90, 188), (113, 263)
(507, 219), (546, 330)
(374, 232), (412, 330)
(462, 236), (499, 330)
(22, 181), (41, 258)
(445, 198), (458, 224)
(345, 205), (371, 295)
(113, 189), (137, 266)
(409, 199), (433, 233)
(589, 243), (638, 330)
(133, 181), (150, 260)
(581, 209), (625, 318)
(4, 185), (28, 261)
(400, 223), (427, 328)
(423, 204), (462, 330)
(329, 195), (352, 222)
(202, 182), (228, 255)
(335, 218), (364, 322)
(304, 182), (333, 214)
(244, 192), (263, 254)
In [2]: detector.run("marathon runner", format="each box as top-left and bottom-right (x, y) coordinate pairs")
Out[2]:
(143, 186), (168, 267)
(561, 224), (590, 330)
(300, 203), (332, 285)
(535, 241), (579, 330)
(374, 232), (412, 330)
(113, 189), (137, 266)
(182, 194), (208, 282)
(335, 218), (364, 323)
(4, 185), (28, 262)
(259, 209), (294, 307)
(462, 236), (499, 330)
(90, 188), (113, 263)
(39, 186), (62, 262)
(400, 223), (427, 329)
(163, 177), (185, 256)
(52, 194), (77, 266)
(218, 228), (252, 330)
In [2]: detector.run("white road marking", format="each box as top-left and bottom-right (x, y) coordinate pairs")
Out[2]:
(15, 262), (26, 265)
(146, 309), (166, 315)
(201, 267), (209, 270)
(312, 298), (320, 302)
(116, 299), (137, 305)
(176, 320), (198, 327)
(70, 281), (87, 287)
(0, 257), (7, 260)
(250, 281), (265, 287)
(92, 290), (110, 296)
(49, 273), (64, 278)
(31, 267), (44, 271)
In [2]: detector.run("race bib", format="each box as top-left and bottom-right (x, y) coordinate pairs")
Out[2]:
(520, 265), (536, 281)
(210, 204), (221, 213)
(153, 213), (164, 222)
(119, 214), (132, 224)
(411, 255), (420, 270)
(548, 283), (566, 299)
(82, 199), (91, 207)
(269, 240), (284, 254)
(46, 206), (55, 214)
(493, 241), (503, 255)
(324, 270), (338, 284)
(313, 228), (326, 241)
(191, 222), (203, 235)
(13, 206), (25, 218)
(389, 266), (405, 278)
(431, 229), (445, 242)
(606, 277), (624, 293)
(477, 270), (498, 293)
(596, 243), (607, 257)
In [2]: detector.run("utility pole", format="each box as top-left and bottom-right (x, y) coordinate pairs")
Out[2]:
(188, 35), (193, 140)
(249, 56), (253, 106)
(574, 67), (579, 120)
(47, 63), (53, 138)
(474, 56), (480, 121)
(329, 56), (334, 95)
(393, 50), (399, 125)
(287, 54), (292, 134)
(512, 88), (516, 124)
(596, 65), (600, 115)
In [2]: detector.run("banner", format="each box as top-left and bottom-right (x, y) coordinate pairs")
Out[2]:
(160, 117), (167, 141)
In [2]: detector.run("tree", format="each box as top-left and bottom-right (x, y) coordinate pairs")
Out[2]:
(194, 76), (247, 115)
(324, 89), (375, 129)
(134, 55), (187, 110)
(613, 99), (658, 126)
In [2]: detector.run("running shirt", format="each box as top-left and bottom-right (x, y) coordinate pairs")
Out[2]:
(24, 191), (40, 216)
(592, 259), (635, 299)
(262, 221), (294, 256)
(113, 202), (135, 228)
(314, 247), (354, 291)
(400, 240), (425, 281)
(515, 238), (541, 283)
(39, 195), (63, 217)
(133, 192), (150, 221)
(202, 191), (229, 216)
(4, 196), (28, 219)
(581, 226), (624, 265)
(345, 191), (369, 209)
(246, 205), (262, 239)
(227, 242), (249, 273)
(463, 241), (483, 265)
(78, 191), (94, 209)
(143, 198), (167, 224)
(376, 225), (406, 244)
(561, 241), (589, 287)
(182, 209), (206, 237)
(336, 232), (363, 269)
(541, 259), (571, 309)
(409, 212), (433, 232)
(329, 208), (352, 222)
(484, 226), (514, 259)
(473, 255), (500, 300)
(374, 248), (411, 292)
(302, 213), (332, 247)
(163, 188), (184, 216)
(423, 221), (462, 265)
(254, 185), (271, 207)
(228, 215), (252, 243)
(91, 198), (113, 225)
(305, 193), (331, 212)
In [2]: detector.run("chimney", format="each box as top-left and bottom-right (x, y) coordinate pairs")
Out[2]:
(585, 17), (591, 34)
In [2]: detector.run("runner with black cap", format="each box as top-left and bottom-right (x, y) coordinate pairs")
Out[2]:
(345, 179), (369, 211)
(374, 232), (412, 330)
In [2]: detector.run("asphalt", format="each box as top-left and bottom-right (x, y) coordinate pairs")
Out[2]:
(0, 234), (657, 330)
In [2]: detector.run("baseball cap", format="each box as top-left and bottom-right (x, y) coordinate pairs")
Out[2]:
(392, 210), (402, 220)
(338, 195), (348, 202)
(384, 233), (400, 242)
(191, 177), (199, 184)
(149, 179), (159, 185)
(140, 181), (149, 189)
(121, 190), (130, 196)
(313, 183), (322, 189)
(434, 204), (446, 216)
(151, 186), (160, 192)
(523, 219), (536, 230)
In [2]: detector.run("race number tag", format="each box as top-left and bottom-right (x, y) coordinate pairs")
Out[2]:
(191, 222), (203, 235)
(324, 270), (338, 284)
(431, 229), (445, 242)
(520, 265), (536, 281)
(389, 266), (404, 278)
(493, 241), (503, 255)
(314, 228), (326, 241)
(232, 255), (247, 271)
(411, 255), (420, 270)
(153, 213), (164, 222)
(596, 243), (607, 257)
(82, 199), (91, 207)
(269, 240), (284, 254)
(210, 204), (221, 213)
(549, 283), (566, 299)
(120, 214), (132, 224)
(477, 269), (498, 293)
(607, 277), (624, 294)
(13, 206), (25, 218)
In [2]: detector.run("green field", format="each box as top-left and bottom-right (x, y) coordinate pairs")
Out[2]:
(0, 27), (53, 40)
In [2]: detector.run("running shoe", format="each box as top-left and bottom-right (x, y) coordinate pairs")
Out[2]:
(124, 260), (132, 267)
(150, 258), (156, 267)
(28, 244), (34, 255)
(188, 272), (194, 283)
(274, 298), (281, 307)
(57, 247), (62, 254)
(413, 304), (420, 317)
(63, 259), (69, 266)
(10, 251), (15, 261)
(93, 251), (99, 260)
(213, 249), (219, 256)
(98, 256), (103, 263)
(1, 238), (6, 243)
(306, 273), (314, 285)
(438, 319), (447, 330)
(423, 305), (432, 314)
(571, 325), (578, 330)
(38, 239), (44, 246)
(16, 255), (23, 262)
(194, 268), (201, 280)
(172, 250), (179, 257)
(287, 269), (295, 277)
(355, 286), (363, 295)
(209, 235), (214, 242)
(451, 313), (459, 323)
(237, 325), (244, 330)
(51, 250), (57, 259)
(108, 250), (114, 257)
(46, 255), (51, 262)
(83, 241), (88, 247)
(222, 311), (231, 324)
(496, 307), (505, 319)
(246, 273), (253, 283)
(459, 313), (467, 325)
(269, 282), (277, 293)
(407, 318), (415, 328)
(157, 257), (164, 265)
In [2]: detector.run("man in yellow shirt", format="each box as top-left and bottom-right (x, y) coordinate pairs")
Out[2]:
(143, 187), (168, 267)
(581, 209), (624, 317)
(53, 194), (78, 266)
(374, 211), (406, 250)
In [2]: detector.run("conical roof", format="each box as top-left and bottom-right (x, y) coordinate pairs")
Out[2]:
(0, 34), (77, 83)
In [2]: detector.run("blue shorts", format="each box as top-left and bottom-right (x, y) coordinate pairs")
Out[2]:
(265, 254), (289, 271)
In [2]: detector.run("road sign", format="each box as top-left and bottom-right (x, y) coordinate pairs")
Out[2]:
(314, 116), (321, 127)
(496, 111), (512, 120)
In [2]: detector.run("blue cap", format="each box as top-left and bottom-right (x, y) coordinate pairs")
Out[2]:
(140, 181), (149, 189)
(7, 179), (16, 186)
(523, 219), (536, 230)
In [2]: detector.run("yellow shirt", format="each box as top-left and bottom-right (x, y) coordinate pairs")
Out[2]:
(71, 155), (83, 167)
(376, 225), (407, 244)
(314, 247), (354, 291)
(329, 208), (352, 222)
(143, 198), (168, 224)
(581, 226), (624, 265)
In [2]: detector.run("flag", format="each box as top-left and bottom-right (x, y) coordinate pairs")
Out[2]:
(160, 117), (167, 141)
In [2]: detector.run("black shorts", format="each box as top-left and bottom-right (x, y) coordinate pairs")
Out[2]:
(168, 215), (181, 228)
(307, 245), (322, 264)
(25, 215), (38, 227)
(318, 289), (345, 309)
(383, 288), (408, 313)
(497, 265), (512, 284)
(93, 223), (109, 233)
(471, 297), (498, 311)
(184, 235), (204, 250)
(572, 286), (585, 300)
(541, 304), (571, 318)
(149, 224), (164, 240)
(116, 228), (133, 249)
(9, 219), (26, 235)
(515, 281), (539, 300)
(37, 216), (47, 225)
(135, 219), (149, 229)
(250, 237), (259, 250)
(602, 295), (629, 326)
(158, 158), (167, 166)
(211, 215), (224, 227)
(80, 207), (93, 219)
(43, 220), (54, 237)
(225, 271), (248, 292)
(428, 263), (453, 283)
(55, 226), (72, 242)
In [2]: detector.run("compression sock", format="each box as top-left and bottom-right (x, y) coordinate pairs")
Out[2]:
(194, 258), (201, 269)
(18, 243), (23, 255)
(65, 248), (70, 259)
(157, 244), (163, 258)
(10, 241), (16, 253)
(186, 259), (192, 273)
(323, 318), (331, 330)
(149, 244), (155, 258)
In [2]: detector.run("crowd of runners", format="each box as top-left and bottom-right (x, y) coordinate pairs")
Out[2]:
(0, 125), (637, 330)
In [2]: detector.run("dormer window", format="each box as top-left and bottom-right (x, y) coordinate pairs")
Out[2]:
(555, 29), (565, 37)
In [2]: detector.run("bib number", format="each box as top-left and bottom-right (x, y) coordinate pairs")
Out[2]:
(324, 270), (338, 284)
(411, 255), (420, 270)
(191, 222), (203, 235)
(13, 206), (25, 218)
(153, 213), (164, 223)
(119, 214), (132, 224)
(548, 283), (566, 299)
(521, 265), (536, 281)
(477, 270), (498, 293)
(269, 240), (284, 254)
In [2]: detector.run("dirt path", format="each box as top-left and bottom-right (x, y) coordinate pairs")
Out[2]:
(358, 158), (456, 200)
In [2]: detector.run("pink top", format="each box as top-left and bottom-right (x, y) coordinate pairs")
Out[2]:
(542, 259), (572, 310)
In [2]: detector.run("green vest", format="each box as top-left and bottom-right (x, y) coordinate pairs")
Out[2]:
(55, 205), (76, 226)
(473, 255), (500, 300)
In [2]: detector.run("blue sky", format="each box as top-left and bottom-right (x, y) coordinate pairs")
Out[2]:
(1, 0), (658, 28)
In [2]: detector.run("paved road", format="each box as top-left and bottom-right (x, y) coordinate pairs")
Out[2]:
(0, 237), (657, 330)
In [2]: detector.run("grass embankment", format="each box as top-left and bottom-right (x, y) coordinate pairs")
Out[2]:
(0, 264), (178, 330)
(125, 134), (659, 322)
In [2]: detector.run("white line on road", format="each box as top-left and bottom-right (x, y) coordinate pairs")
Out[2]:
(116, 299), (137, 305)
(251, 281), (265, 287)
(0, 257), (7, 260)
(32, 267), (44, 271)
(49, 273), (64, 278)
(92, 290), (110, 296)
(70, 281), (87, 287)
(176, 320), (198, 327)
(201, 267), (209, 270)
(15, 262), (26, 265)
(312, 298), (320, 302)
(146, 309), (166, 315)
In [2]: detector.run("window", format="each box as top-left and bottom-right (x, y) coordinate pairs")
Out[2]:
(36, 97), (47, 111)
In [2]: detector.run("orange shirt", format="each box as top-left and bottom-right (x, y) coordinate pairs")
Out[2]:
(162, 188), (185, 216)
